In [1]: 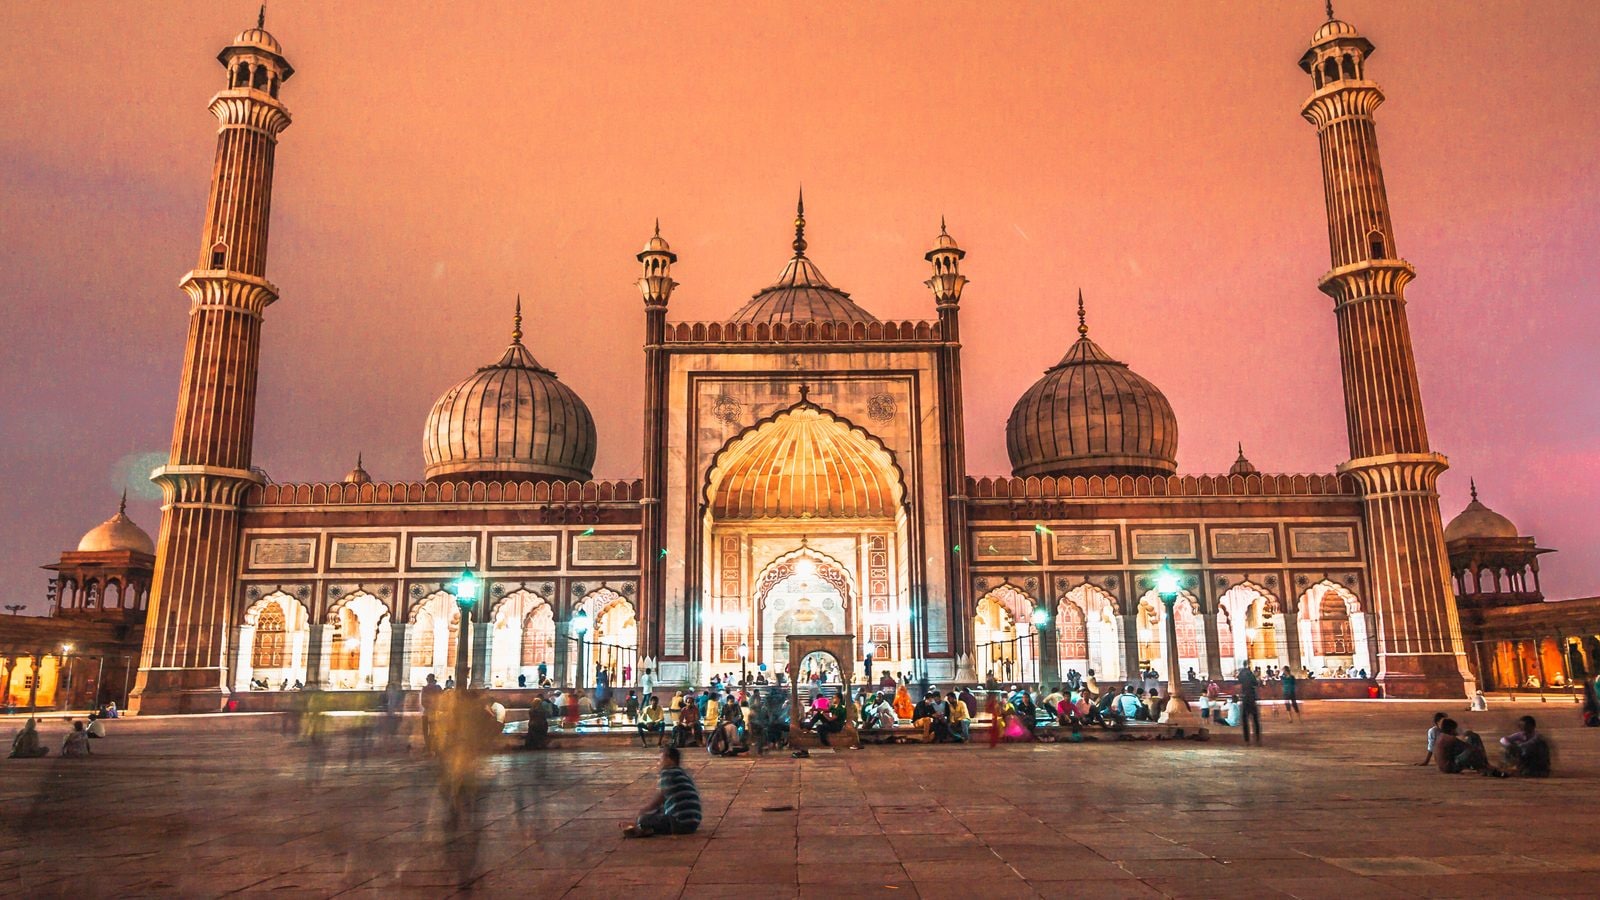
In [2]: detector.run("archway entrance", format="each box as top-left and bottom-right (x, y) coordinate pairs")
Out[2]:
(974, 584), (1038, 684)
(757, 550), (852, 674)
(783, 633), (855, 746)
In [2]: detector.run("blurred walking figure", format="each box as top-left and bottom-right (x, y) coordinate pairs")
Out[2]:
(1237, 666), (1263, 745)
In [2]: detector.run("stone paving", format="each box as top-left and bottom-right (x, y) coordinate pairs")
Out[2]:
(2, 699), (1597, 898)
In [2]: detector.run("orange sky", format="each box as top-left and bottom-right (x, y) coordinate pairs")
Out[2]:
(2, 1), (1597, 608)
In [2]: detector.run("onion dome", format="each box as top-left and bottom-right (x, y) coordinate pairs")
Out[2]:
(642, 219), (674, 256)
(233, 25), (282, 55)
(1006, 292), (1178, 478)
(423, 299), (597, 483)
(342, 454), (372, 485)
(1444, 480), (1519, 542)
(728, 191), (878, 324)
(1301, 4), (1372, 70)
(220, 7), (294, 79)
(1229, 444), (1258, 477)
(77, 493), (155, 555)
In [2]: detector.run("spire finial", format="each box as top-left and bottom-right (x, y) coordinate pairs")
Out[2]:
(940, 215), (948, 236)
(511, 295), (523, 345)
(653, 217), (661, 238)
(356, 452), (364, 468)
(793, 186), (807, 256)
(119, 489), (127, 515)
(798, 382), (811, 402)
(258, 4), (266, 29)
(1470, 478), (1478, 502)
(1237, 442), (1245, 457)
(1325, 1), (1335, 20)
(1076, 289), (1088, 337)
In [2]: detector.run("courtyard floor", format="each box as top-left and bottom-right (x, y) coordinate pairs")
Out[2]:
(2, 699), (1597, 898)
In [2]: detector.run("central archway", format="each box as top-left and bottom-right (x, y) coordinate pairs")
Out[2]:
(700, 396), (910, 682)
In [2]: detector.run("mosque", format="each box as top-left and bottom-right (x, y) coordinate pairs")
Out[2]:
(7, 8), (1598, 714)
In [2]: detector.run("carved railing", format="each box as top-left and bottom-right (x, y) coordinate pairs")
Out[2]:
(965, 472), (1356, 500)
(662, 318), (943, 345)
(247, 478), (644, 507)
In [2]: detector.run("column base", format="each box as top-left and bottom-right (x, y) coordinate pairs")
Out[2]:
(128, 667), (231, 715)
(1377, 653), (1474, 699)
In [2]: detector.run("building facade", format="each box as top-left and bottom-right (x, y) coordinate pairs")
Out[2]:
(32, 10), (1580, 712)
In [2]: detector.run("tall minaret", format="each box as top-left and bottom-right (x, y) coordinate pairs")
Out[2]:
(130, 11), (293, 713)
(636, 220), (677, 675)
(1299, 8), (1472, 697)
(924, 220), (973, 676)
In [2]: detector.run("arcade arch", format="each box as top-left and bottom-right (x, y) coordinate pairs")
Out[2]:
(576, 588), (637, 686)
(489, 589), (556, 688)
(1297, 580), (1372, 676)
(234, 591), (309, 690)
(1133, 589), (1205, 680)
(326, 591), (390, 690)
(1217, 582), (1288, 676)
(974, 584), (1038, 683)
(1057, 583), (1122, 682)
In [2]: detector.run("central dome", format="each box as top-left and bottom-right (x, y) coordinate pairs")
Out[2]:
(1006, 294), (1178, 478)
(728, 194), (878, 324)
(1443, 482), (1520, 542)
(423, 304), (597, 483)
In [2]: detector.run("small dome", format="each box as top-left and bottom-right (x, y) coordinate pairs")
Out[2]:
(232, 27), (283, 55)
(1444, 483), (1519, 542)
(342, 456), (372, 485)
(423, 317), (597, 484)
(1229, 445), (1258, 477)
(1006, 295), (1178, 478)
(77, 496), (155, 555)
(1312, 18), (1360, 43)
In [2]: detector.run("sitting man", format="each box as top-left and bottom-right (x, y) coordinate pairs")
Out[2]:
(946, 691), (971, 742)
(706, 717), (747, 756)
(9, 719), (49, 758)
(1499, 715), (1550, 777)
(912, 693), (937, 743)
(673, 699), (702, 748)
(623, 746), (702, 838)
(1113, 686), (1144, 724)
(636, 695), (667, 747)
(1434, 718), (1498, 775)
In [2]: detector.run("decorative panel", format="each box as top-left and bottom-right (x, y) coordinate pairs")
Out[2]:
(1210, 527), (1276, 559)
(247, 537), (316, 570)
(330, 537), (397, 569)
(973, 532), (1037, 561)
(573, 534), (638, 566)
(1052, 529), (1118, 562)
(410, 536), (476, 568)
(1130, 529), (1196, 560)
(1289, 527), (1357, 559)
(721, 535), (741, 607)
(868, 533), (890, 614)
(491, 535), (557, 566)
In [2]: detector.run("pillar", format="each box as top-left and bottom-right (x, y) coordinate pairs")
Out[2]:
(1118, 613), (1139, 685)
(228, 624), (249, 691)
(304, 624), (329, 690)
(470, 621), (492, 689)
(388, 622), (409, 689)
(1202, 612), (1222, 680)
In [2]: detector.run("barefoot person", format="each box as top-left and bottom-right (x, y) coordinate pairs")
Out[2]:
(623, 746), (702, 838)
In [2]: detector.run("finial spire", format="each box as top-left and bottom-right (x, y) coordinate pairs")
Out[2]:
(940, 215), (948, 235)
(119, 489), (128, 515)
(1470, 478), (1478, 502)
(793, 186), (807, 256)
(1076, 289), (1088, 337)
(258, 4), (266, 28)
(511, 295), (523, 345)
(1325, 0), (1334, 20)
(798, 382), (811, 402)
(356, 452), (364, 468)
(653, 217), (661, 238)
(1237, 442), (1245, 457)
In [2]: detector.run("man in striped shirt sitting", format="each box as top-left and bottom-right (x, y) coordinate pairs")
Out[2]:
(623, 746), (702, 837)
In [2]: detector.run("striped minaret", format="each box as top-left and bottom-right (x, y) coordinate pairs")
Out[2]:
(130, 12), (293, 713)
(1299, 9), (1472, 697)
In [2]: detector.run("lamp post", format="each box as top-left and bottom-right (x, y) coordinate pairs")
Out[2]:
(449, 568), (479, 690)
(573, 609), (591, 691)
(1031, 607), (1050, 687)
(1154, 563), (1197, 726)
(738, 642), (749, 686)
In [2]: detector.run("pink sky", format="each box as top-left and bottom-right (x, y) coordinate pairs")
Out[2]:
(2, 1), (1596, 610)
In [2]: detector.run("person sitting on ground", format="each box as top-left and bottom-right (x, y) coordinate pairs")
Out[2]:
(85, 715), (108, 739)
(947, 691), (971, 742)
(707, 717), (747, 756)
(60, 721), (91, 758)
(9, 719), (49, 758)
(1499, 715), (1550, 777)
(637, 695), (667, 747)
(675, 695), (700, 743)
(1143, 689), (1162, 722)
(1470, 690), (1488, 712)
(1434, 718), (1498, 775)
(866, 693), (897, 735)
(1011, 690), (1038, 738)
(624, 746), (702, 838)
(1111, 685), (1143, 724)
(1219, 694), (1242, 727)
(1417, 711), (1448, 766)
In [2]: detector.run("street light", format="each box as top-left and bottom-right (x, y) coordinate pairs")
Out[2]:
(738, 642), (749, 686)
(573, 608), (592, 691)
(450, 567), (479, 689)
(1154, 561), (1196, 726)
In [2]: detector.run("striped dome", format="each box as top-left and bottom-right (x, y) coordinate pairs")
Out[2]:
(1006, 322), (1178, 478)
(423, 336), (596, 484)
